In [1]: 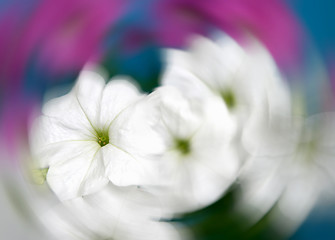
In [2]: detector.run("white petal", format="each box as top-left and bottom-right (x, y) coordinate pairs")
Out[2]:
(41, 94), (97, 139)
(42, 184), (183, 240)
(113, 218), (182, 240)
(77, 149), (109, 197)
(161, 65), (212, 102)
(275, 174), (320, 233)
(305, 112), (335, 148)
(242, 110), (298, 157)
(151, 87), (203, 139)
(188, 159), (235, 207)
(102, 145), (163, 187)
(102, 144), (145, 186)
(165, 34), (245, 91)
(108, 96), (166, 157)
(159, 143), (239, 214)
(234, 42), (290, 112)
(35, 116), (95, 143)
(190, 34), (245, 90)
(30, 116), (96, 164)
(33, 140), (97, 168)
(72, 69), (106, 128)
(99, 78), (143, 130)
(46, 142), (107, 200)
(192, 139), (240, 183)
(41, 70), (105, 138)
(237, 155), (289, 223)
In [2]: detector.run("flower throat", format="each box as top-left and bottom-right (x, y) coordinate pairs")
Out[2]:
(97, 131), (109, 147)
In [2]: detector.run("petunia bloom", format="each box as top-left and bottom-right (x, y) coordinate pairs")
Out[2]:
(144, 86), (239, 214)
(274, 113), (335, 233)
(237, 112), (335, 234)
(162, 33), (291, 142)
(160, 32), (292, 215)
(30, 67), (164, 200)
(41, 183), (184, 240)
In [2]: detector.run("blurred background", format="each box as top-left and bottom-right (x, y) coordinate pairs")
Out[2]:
(1, 0), (335, 239)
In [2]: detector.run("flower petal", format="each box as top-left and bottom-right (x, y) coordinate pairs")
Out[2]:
(72, 69), (106, 129)
(102, 144), (164, 187)
(30, 116), (96, 163)
(109, 95), (166, 157)
(99, 78), (142, 130)
(41, 69), (105, 138)
(46, 142), (108, 200)
(150, 86), (203, 139)
(163, 34), (245, 92)
(42, 184), (182, 240)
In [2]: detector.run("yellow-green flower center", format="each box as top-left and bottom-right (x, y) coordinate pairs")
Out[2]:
(32, 168), (49, 185)
(96, 131), (109, 147)
(221, 89), (236, 109)
(175, 138), (191, 155)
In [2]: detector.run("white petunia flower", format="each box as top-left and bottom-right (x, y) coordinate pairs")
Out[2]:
(162, 33), (291, 142)
(145, 86), (239, 214)
(273, 113), (335, 232)
(41, 183), (185, 240)
(30, 67), (165, 201)
(238, 112), (335, 233)
(160, 33), (293, 217)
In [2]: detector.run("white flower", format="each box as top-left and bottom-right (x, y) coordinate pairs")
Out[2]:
(145, 86), (239, 214)
(238, 112), (335, 233)
(30, 68), (164, 200)
(42, 184), (184, 240)
(160, 32), (293, 217)
(273, 113), (335, 232)
(162, 33), (291, 140)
